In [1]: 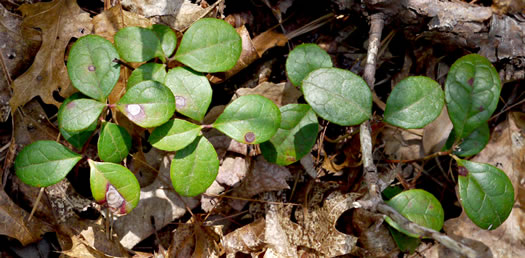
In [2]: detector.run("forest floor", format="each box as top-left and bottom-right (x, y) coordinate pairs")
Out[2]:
(0, 0), (524, 257)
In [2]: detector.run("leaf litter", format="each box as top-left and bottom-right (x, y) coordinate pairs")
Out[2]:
(2, 0), (525, 257)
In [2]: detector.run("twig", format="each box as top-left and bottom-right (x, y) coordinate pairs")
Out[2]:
(28, 187), (44, 222)
(358, 13), (384, 210)
(377, 203), (478, 258)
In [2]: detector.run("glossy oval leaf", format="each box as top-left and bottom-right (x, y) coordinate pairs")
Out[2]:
(445, 54), (501, 139)
(58, 93), (97, 149)
(213, 95), (281, 144)
(170, 136), (219, 197)
(164, 67), (212, 122)
(444, 122), (489, 157)
(302, 68), (372, 126)
(260, 104), (319, 165)
(456, 159), (514, 230)
(67, 35), (120, 101)
(148, 119), (201, 151)
(15, 141), (81, 187)
(174, 18), (242, 73)
(385, 189), (444, 238)
(286, 43), (332, 86)
(114, 26), (166, 63)
(127, 63), (167, 89)
(384, 76), (444, 129)
(89, 160), (140, 215)
(151, 24), (177, 58)
(97, 122), (132, 163)
(59, 99), (105, 132)
(117, 80), (176, 128)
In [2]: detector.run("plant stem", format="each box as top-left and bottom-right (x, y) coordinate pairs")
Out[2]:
(385, 150), (451, 163)
(113, 58), (135, 71)
(377, 203), (478, 258)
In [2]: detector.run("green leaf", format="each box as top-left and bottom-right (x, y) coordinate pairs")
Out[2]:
(114, 26), (166, 63)
(148, 119), (201, 151)
(384, 76), (444, 129)
(170, 136), (219, 197)
(150, 24), (177, 58)
(127, 63), (167, 89)
(260, 104), (318, 165)
(89, 160), (140, 215)
(285, 43), (332, 86)
(213, 95), (281, 144)
(67, 35), (120, 101)
(387, 225), (421, 254)
(58, 93), (97, 149)
(445, 54), (501, 139)
(385, 189), (444, 238)
(97, 122), (132, 163)
(174, 18), (242, 73)
(59, 99), (105, 132)
(15, 141), (81, 187)
(456, 159), (514, 230)
(164, 67), (212, 122)
(302, 68), (372, 126)
(117, 80), (176, 128)
(444, 123), (489, 157)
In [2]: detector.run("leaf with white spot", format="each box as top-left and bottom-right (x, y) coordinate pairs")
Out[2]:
(117, 80), (175, 128)
(89, 160), (140, 215)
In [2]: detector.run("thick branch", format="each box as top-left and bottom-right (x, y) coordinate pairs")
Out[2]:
(377, 203), (478, 258)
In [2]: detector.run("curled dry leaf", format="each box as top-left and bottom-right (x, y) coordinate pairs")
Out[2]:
(113, 155), (199, 249)
(264, 191), (359, 257)
(168, 216), (223, 258)
(422, 106), (453, 155)
(10, 0), (93, 110)
(233, 82), (302, 107)
(228, 156), (291, 211)
(440, 112), (525, 257)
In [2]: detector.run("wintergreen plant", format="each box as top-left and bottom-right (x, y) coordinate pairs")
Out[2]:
(279, 43), (514, 248)
(14, 18), (283, 214)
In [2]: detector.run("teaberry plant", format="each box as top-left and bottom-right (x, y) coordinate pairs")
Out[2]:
(280, 43), (514, 249)
(14, 18), (282, 215)
(14, 17), (514, 245)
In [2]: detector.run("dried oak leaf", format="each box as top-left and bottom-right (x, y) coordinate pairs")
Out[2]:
(264, 191), (359, 257)
(233, 82), (302, 107)
(9, 0), (92, 111)
(92, 4), (152, 42)
(223, 218), (265, 255)
(438, 112), (525, 257)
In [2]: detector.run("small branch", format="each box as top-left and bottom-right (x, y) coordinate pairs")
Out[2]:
(113, 58), (135, 71)
(377, 203), (478, 258)
(358, 12), (384, 210)
(385, 151), (451, 163)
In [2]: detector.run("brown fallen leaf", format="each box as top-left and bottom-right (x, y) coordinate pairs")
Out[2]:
(264, 190), (359, 257)
(228, 156), (291, 211)
(0, 190), (53, 245)
(222, 218), (265, 255)
(92, 4), (153, 43)
(216, 156), (249, 187)
(10, 0), (93, 110)
(113, 155), (199, 249)
(233, 82), (302, 107)
(422, 107), (453, 155)
(382, 127), (424, 160)
(0, 4), (40, 122)
(439, 112), (525, 257)
(168, 216), (223, 258)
